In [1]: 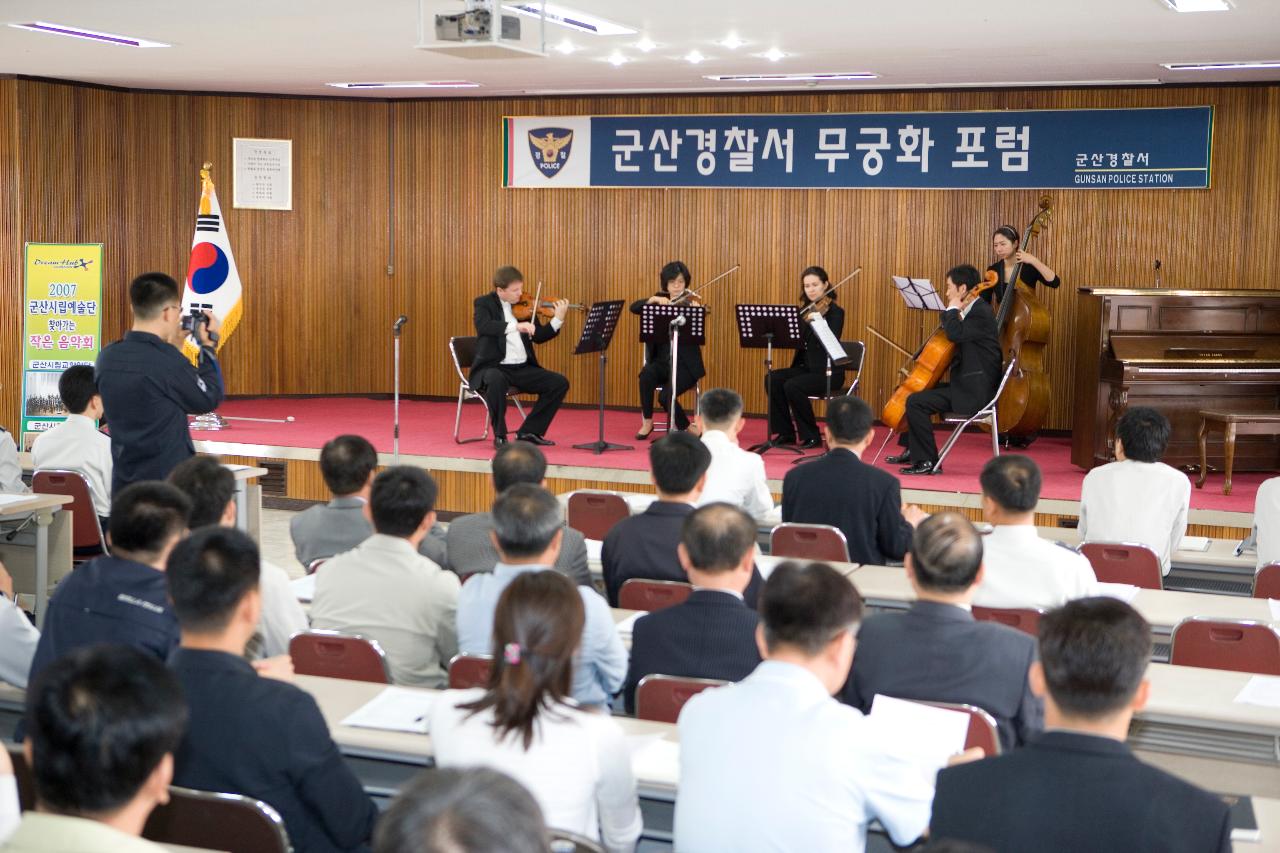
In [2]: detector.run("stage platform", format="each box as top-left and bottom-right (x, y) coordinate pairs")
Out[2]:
(194, 396), (1261, 534)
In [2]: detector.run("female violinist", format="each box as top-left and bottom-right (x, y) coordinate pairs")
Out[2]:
(765, 266), (846, 449)
(982, 224), (1060, 306)
(632, 260), (706, 438)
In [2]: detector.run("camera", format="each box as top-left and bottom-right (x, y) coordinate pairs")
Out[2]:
(181, 307), (207, 333)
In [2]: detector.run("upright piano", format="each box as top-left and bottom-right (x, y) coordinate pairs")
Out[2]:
(1071, 288), (1280, 470)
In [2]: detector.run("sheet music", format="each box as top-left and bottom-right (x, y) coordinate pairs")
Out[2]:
(807, 314), (848, 364)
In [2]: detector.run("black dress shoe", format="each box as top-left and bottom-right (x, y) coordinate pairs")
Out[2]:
(899, 460), (936, 475)
(886, 451), (912, 464)
(517, 433), (555, 446)
(493, 436), (508, 448)
(798, 438), (823, 450)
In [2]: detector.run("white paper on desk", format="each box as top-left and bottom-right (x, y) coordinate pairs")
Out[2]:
(867, 695), (969, 771)
(290, 574), (317, 603)
(755, 554), (785, 579)
(1178, 536), (1211, 552)
(627, 734), (680, 783)
(585, 538), (603, 563)
(340, 687), (435, 734)
(1095, 582), (1140, 603)
(1269, 600), (1280, 621)
(1233, 676), (1280, 709)
(614, 611), (644, 638)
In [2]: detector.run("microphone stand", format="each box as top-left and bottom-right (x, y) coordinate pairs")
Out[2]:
(392, 315), (407, 462)
(668, 314), (684, 431)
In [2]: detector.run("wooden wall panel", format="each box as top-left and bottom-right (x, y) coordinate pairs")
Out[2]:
(3, 80), (1279, 436)
(0, 80), (20, 432)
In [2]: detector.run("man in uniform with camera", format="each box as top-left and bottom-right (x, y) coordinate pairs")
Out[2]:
(96, 272), (225, 494)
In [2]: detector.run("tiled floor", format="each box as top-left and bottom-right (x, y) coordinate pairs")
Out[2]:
(260, 507), (306, 579)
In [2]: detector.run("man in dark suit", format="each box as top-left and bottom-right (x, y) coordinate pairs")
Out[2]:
(888, 264), (1001, 475)
(445, 441), (589, 585)
(840, 512), (1042, 751)
(471, 265), (570, 446)
(603, 432), (764, 607)
(782, 396), (925, 565)
(931, 597), (1232, 852)
(623, 502), (763, 713)
(167, 527), (379, 853)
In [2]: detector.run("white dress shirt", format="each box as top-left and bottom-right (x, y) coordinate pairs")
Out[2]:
(0, 431), (25, 496)
(697, 429), (774, 522)
(1255, 476), (1280, 571)
(974, 525), (1098, 610)
(256, 558), (309, 659)
(431, 688), (642, 853)
(0, 600), (39, 688)
(676, 660), (934, 852)
(499, 299), (563, 365)
(310, 534), (459, 687)
(1079, 459), (1190, 575)
(0, 773), (16, 844)
(30, 414), (112, 516)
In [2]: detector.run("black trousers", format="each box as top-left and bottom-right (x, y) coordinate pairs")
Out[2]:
(897, 384), (971, 463)
(766, 367), (845, 442)
(475, 363), (569, 438)
(639, 360), (698, 430)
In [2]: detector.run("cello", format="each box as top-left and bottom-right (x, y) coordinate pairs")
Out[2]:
(993, 198), (1054, 440)
(880, 270), (999, 433)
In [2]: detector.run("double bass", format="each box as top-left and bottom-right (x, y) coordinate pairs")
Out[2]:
(993, 198), (1054, 439)
(881, 271), (1000, 432)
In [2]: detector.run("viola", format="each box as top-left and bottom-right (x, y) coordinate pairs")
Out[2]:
(994, 197), (1054, 439)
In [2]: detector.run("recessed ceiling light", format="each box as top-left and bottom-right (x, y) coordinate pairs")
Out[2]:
(719, 33), (745, 50)
(553, 38), (577, 54)
(705, 71), (877, 82)
(1159, 0), (1231, 10)
(606, 50), (628, 66)
(326, 81), (481, 89)
(7, 21), (169, 47)
(759, 47), (786, 62)
(1161, 59), (1280, 70)
(501, 4), (636, 35)
(686, 50), (707, 64)
(634, 36), (657, 52)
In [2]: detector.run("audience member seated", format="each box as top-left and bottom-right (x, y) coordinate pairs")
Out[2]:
(27, 483), (191, 687)
(169, 456), (307, 659)
(457, 485), (625, 708)
(622, 503), (762, 714)
(290, 434), (447, 568)
(676, 561), (941, 852)
(695, 388), (774, 522)
(603, 433), (763, 608)
(432, 571), (642, 852)
(1254, 475), (1280, 571)
(6, 644), (187, 853)
(446, 442), (589, 585)
(0, 427), (23, 495)
(374, 767), (551, 853)
(782, 396), (925, 564)
(0, 744), (13, 843)
(0, 561), (38, 689)
(30, 365), (112, 524)
(973, 455), (1097, 609)
(311, 466), (459, 687)
(1079, 406), (1189, 576)
(931, 597), (1232, 852)
(167, 526), (379, 853)
(841, 512), (1042, 750)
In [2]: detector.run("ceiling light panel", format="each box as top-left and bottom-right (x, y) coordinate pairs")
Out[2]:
(1161, 60), (1280, 70)
(8, 21), (170, 48)
(326, 81), (481, 89)
(501, 4), (636, 35)
(705, 71), (878, 82)
(1159, 0), (1231, 11)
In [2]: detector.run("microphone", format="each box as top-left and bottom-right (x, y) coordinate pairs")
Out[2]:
(671, 314), (687, 328)
(393, 315), (408, 332)
(1153, 260), (1162, 288)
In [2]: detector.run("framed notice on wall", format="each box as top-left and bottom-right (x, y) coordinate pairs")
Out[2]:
(232, 137), (292, 210)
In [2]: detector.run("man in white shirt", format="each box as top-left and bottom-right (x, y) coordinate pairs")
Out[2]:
(311, 467), (459, 687)
(695, 388), (774, 522)
(1079, 407), (1190, 576)
(1254, 476), (1280, 571)
(676, 562), (944, 852)
(0, 561), (39, 689)
(975, 454), (1097, 609)
(0, 428), (23, 495)
(168, 456), (308, 660)
(30, 365), (112, 520)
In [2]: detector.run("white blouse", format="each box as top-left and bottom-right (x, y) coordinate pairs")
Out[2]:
(430, 688), (642, 853)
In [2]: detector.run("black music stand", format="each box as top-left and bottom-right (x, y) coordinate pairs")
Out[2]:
(735, 304), (804, 455)
(572, 300), (630, 454)
(640, 303), (707, 432)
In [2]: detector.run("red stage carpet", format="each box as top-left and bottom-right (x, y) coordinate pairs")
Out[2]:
(197, 397), (1263, 513)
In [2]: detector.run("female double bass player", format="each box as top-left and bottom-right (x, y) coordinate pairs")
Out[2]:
(982, 222), (1059, 306)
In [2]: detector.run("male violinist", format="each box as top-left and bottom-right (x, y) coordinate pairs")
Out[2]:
(471, 266), (570, 447)
(888, 264), (1002, 475)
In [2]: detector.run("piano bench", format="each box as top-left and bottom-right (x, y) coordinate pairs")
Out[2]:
(1196, 410), (1280, 496)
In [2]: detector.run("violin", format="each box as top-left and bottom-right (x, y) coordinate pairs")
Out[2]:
(799, 267), (862, 320)
(511, 296), (585, 321)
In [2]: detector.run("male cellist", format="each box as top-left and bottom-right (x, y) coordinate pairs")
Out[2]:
(887, 264), (1002, 475)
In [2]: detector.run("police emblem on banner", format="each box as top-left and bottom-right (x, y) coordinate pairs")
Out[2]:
(527, 128), (574, 177)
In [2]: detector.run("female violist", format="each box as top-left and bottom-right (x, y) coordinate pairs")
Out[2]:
(765, 266), (846, 449)
(632, 260), (706, 438)
(983, 224), (1060, 306)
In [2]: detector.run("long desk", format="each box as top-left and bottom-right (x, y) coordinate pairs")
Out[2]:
(0, 494), (74, 628)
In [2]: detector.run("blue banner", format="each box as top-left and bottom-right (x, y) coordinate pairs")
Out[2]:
(503, 107), (1212, 190)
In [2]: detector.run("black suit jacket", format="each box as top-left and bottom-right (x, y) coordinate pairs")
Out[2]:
(471, 291), (560, 379)
(781, 448), (913, 565)
(629, 294), (706, 380)
(932, 730), (1232, 853)
(622, 589), (761, 714)
(840, 600), (1042, 751)
(600, 501), (762, 608)
(941, 297), (1002, 413)
(169, 649), (378, 853)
